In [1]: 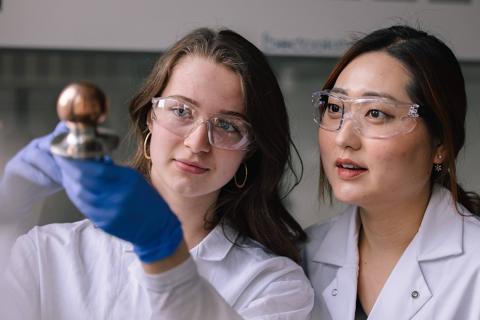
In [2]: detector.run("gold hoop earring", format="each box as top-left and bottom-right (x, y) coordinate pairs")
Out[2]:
(143, 132), (152, 160)
(234, 163), (248, 188)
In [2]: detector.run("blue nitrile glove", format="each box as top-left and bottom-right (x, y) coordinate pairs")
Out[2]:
(0, 123), (67, 218)
(55, 156), (183, 263)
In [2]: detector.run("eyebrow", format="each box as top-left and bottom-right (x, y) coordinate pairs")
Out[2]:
(331, 88), (401, 102)
(168, 95), (247, 119)
(218, 110), (248, 120)
(168, 95), (199, 106)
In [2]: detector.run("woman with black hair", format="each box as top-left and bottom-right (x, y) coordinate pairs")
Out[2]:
(304, 25), (480, 319)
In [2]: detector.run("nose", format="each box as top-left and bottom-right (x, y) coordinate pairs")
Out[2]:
(335, 115), (361, 150)
(183, 121), (211, 153)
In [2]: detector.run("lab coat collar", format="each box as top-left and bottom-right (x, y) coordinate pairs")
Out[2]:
(310, 207), (360, 319)
(415, 185), (464, 261)
(366, 186), (462, 318)
(367, 186), (466, 319)
(126, 223), (238, 285)
(310, 185), (464, 266)
(311, 205), (360, 267)
(190, 223), (239, 261)
(123, 223), (238, 262)
(310, 185), (465, 319)
(367, 235), (433, 318)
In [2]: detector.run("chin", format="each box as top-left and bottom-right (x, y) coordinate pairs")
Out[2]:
(331, 184), (365, 205)
(173, 181), (221, 199)
(170, 182), (200, 197)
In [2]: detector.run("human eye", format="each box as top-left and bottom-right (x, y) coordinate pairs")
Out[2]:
(328, 103), (341, 113)
(170, 103), (193, 119)
(365, 109), (391, 119)
(324, 103), (343, 118)
(362, 100), (396, 122)
(213, 118), (240, 133)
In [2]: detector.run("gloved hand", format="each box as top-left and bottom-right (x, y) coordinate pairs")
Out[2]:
(55, 156), (183, 263)
(0, 123), (67, 218)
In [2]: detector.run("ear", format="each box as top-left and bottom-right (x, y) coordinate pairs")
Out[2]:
(433, 144), (447, 165)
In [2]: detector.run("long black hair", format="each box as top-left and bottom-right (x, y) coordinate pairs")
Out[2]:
(320, 25), (480, 215)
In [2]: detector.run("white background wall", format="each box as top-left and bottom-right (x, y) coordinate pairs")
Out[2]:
(1, 0), (479, 59)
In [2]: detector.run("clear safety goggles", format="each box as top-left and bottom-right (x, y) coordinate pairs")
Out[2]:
(151, 97), (252, 150)
(312, 90), (420, 139)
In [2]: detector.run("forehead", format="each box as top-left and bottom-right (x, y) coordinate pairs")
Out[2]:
(162, 55), (245, 114)
(334, 51), (412, 102)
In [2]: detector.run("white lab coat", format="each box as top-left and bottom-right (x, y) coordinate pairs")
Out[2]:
(1, 220), (313, 320)
(303, 185), (480, 320)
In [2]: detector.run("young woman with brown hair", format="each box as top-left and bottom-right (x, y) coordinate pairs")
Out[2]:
(2, 28), (313, 319)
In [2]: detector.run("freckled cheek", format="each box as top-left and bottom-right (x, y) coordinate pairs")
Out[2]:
(150, 129), (182, 162)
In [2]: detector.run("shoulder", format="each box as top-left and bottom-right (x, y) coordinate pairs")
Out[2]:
(12, 219), (128, 264)
(192, 225), (313, 306)
(305, 216), (340, 242)
(230, 240), (314, 314)
(199, 225), (307, 277)
(421, 187), (480, 272)
(228, 238), (311, 294)
(21, 219), (109, 246)
(432, 186), (480, 259)
(303, 208), (353, 252)
(463, 214), (480, 255)
(235, 235), (304, 275)
(463, 210), (480, 230)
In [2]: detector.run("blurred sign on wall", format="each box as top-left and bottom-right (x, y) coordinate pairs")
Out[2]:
(0, 0), (479, 60)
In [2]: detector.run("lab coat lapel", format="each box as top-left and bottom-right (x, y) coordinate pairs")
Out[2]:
(366, 241), (432, 319)
(368, 186), (463, 319)
(322, 265), (358, 320)
(415, 186), (463, 262)
(191, 224), (238, 261)
(313, 206), (360, 320)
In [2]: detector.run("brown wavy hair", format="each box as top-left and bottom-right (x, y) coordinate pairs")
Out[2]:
(127, 28), (306, 262)
(319, 25), (480, 216)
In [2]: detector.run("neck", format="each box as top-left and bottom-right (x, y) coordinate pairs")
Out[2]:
(154, 183), (219, 250)
(358, 187), (431, 255)
(169, 195), (217, 249)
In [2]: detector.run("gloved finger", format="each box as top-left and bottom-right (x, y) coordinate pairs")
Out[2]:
(18, 159), (60, 190)
(62, 178), (109, 224)
(62, 173), (109, 207)
(62, 174), (126, 226)
(55, 156), (110, 179)
(37, 121), (69, 151)
(21, 142), (62, 185)
(61, 167), (130, 207)
(5, 148), (57, 189)
(55, 156), (123, 191)
(53, 121), (69, 135)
